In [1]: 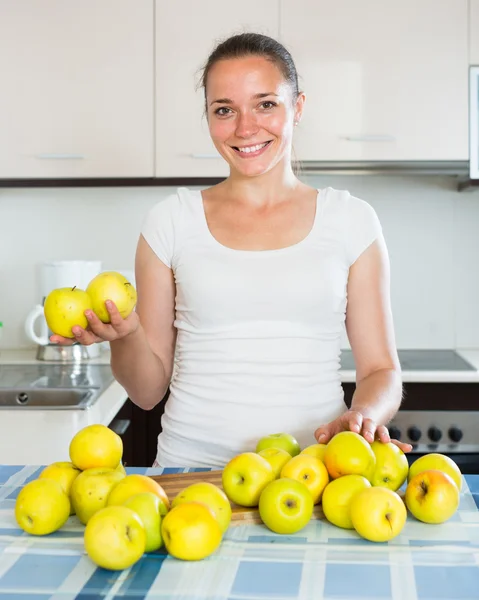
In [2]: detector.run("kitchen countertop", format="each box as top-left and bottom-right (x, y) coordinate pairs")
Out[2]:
(0, 464), (478, 600)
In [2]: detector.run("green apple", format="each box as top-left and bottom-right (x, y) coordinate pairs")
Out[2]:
(44, 287), (92, 338)
(86, 271), (137, 323)
(171, 481), (231, 533)
(257, 448), (292, 478)
(322, 475), (371, 529)
(407, 453), (462, 491)
(255, 433), (301, 457)
(405, 469), (460, 524)
(123, 492), (163, 552)
(222, 452), (275, 507)
(258, 477), (313, 534)
(370, 441), (409, 491)
(70, 467), (125, 525)
(84, 506), (146, 570)
(350, 487), (407, 542)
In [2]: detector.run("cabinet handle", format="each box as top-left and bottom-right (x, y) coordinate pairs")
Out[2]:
(109, 418), (131, 436)
(35, 153), (85, 160)
(341, 135), (396, 143)
(190, 153), (221, 159)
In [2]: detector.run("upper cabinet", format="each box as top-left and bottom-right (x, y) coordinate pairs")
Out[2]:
(155, 0), (279, 178)
(280, 0), (469, 162)
(471, 0), (479, 64)
(0, 0), (154, 178)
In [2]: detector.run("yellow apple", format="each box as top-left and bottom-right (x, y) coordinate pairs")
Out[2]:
(107, 474), (170, 514)
(84, 506), (146, 570)
(280, 454), (329, 504)
(301, 443), (327, 462)
(257, 448), (292, 479)
(15, 479), (70, 535)
(69, 424), (123, 471)
(258, 477), (314, 534)
(161, 501), (223, 561)
(324, 431), (376, 480)
(116, 462), (127, 476)
(222, 452), (275, 507)
(408, 453), (462, 491)
(322, 475), (371, 529)
(86, 271), (137, 323)
(171, 482), (231, 533)
(255, 433), (301, 457)
(70, 467), (125, 525)
(39, 461), (81, 515)
(405, 469), (460, 524)
(123, 492), (163, 552)
(370, 441), (409, 491)
(350, 487), (407, 542)
(44, 286), (92, 338)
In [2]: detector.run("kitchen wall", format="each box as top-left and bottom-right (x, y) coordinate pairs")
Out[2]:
(1, 174), (479, 350)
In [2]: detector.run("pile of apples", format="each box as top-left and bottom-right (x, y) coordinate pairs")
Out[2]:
(223, 431), (462, 543)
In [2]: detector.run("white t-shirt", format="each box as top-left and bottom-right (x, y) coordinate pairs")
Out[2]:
(141, 186), (383, 468)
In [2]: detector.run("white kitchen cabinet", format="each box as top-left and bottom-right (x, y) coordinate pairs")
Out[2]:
(155, 0), (279, 177)
(471, 0), (479, 64)
(280, 0), (469, 162)
(0, 0), (154, 178)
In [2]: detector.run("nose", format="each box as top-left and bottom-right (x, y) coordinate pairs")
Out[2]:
(235, 111), (259, 139)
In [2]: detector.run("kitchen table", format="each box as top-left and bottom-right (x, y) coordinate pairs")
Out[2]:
(1, 466), (478, 599)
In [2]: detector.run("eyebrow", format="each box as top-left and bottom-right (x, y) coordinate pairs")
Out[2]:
(209, 92), (279, 106)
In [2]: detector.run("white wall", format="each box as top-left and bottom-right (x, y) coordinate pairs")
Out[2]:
(1, 175), (478, 350)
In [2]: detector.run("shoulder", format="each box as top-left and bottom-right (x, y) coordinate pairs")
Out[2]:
(321, 187), (378, 221)
(142, 187), (200, 224)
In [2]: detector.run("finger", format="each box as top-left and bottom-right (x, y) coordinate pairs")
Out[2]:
(49, 335), (76, 346)
(391, 439), (413, 453)
(376, 425), (391, 444)
(345, 410), (363, 435)
(314, 425), (332, 444)
(361, 418), (377, 443)
(72, 326), (102, 345)
(104, 300), (124, 328)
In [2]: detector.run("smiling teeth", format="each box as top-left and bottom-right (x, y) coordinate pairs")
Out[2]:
(237, 142), (268, 153)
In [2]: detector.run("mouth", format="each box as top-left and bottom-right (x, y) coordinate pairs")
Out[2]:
(231, 140), (273, 158)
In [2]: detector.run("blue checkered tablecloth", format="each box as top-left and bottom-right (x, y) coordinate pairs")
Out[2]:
(0, 466), (478, 599)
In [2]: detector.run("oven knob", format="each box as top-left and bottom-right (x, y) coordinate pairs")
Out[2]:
(407, 426), (422, 442)
(428, 426), (442, 443)
(389, 426), (401, 440)
(448, 427), (463, 443)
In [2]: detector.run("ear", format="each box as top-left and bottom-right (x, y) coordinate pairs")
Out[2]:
(294, 92), (306, 125)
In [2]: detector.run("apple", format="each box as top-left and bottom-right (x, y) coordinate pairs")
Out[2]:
(257, 448), (292, 478)
(84, 506), (146, 570)
(408, 453), (462, 491)
(255, 433), (301, 457)
(70, 467), (125, 525)
(258, 478), (314, 534)
(69, 424), (123, 471)
(116, 462), (127, 476)
(86, 271), (137, 323)
(405, 469), (460, 524)
(222, 452), (275, 507)
(15, 478), (70, 535)
(44, 286), (92, 338)
(280, 454), (329, 504)
(323, 431), (376, 480)
(171, 482), (231, 533)
(350, 487), (407, 542)
(322, 475), (371, 529)
(107, 474), (170, 514)
(39, 461), (81, 515)
(301, 444), (327, 462)
(161, 501), (223, 561)
(370, 441), (409, 491)
(123, 492), (164, 552)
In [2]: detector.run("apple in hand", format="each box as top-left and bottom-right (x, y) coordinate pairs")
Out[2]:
(408, 453), (462, 491)
(258, 478), (314, 534)
(255, 433), (301, 457)
(280, 454), (329, 504)
(86, 271), (137, 323)
(257, 448), (292, 479)
(171, 482), (231, 533)
(322, 475), (371, 529)
(324, 431), (376, 480)
(44, 287), (92, 338)
(222, 452), (275, 507)
(405, 469), (460, 524)
(301, 444), (327, 462)
(70, 467), (125, 525)
(124, 492), (164, 552)
(370, 441), (409, 491)
(350, 487), (407, 542)
(84, 506), (146, 570)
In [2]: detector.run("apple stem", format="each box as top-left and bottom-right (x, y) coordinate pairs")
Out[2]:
(71, 286), (76, 292)
(385, 513), (393, 531)
(420, 481), (428, 494)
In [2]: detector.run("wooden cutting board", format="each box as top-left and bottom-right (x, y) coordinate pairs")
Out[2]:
(150, 469), (324, 526)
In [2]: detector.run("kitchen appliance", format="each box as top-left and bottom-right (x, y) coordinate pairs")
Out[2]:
(470, 65), (479, 180)
(24, 260), (102, 362)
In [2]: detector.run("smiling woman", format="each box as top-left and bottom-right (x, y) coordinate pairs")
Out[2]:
(52, 32), (407, 468)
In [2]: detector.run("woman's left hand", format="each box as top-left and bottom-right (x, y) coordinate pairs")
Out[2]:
(314, 410), (412, 453)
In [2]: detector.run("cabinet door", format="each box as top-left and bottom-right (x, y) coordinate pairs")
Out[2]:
(471, 0), (479, 64)
(0, 1), (154, 178)
(155, 0), (279, 177)
(280, 0), (468, 161)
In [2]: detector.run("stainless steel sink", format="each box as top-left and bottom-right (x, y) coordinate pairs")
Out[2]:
(0, 388), (98, 409)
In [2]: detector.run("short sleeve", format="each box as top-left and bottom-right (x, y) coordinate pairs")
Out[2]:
(140, 193), (180, 268)
(345, 194), (383, 265)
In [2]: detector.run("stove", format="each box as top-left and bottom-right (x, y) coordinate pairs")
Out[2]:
(340, 349), (476, 371)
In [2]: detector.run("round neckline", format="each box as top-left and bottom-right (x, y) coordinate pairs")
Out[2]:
(196, 188), (324, 255)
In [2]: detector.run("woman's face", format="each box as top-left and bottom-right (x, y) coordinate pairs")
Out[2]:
(205, 56), (304, 178)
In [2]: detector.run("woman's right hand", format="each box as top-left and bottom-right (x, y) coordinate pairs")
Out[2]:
(49, 300), (140, 346)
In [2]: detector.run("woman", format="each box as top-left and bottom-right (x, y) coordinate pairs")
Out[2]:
(52, 33), (411, 467)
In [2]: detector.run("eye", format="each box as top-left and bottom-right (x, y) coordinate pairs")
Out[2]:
(214, 106), (232, 116)
(260, 101), (277, 110)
